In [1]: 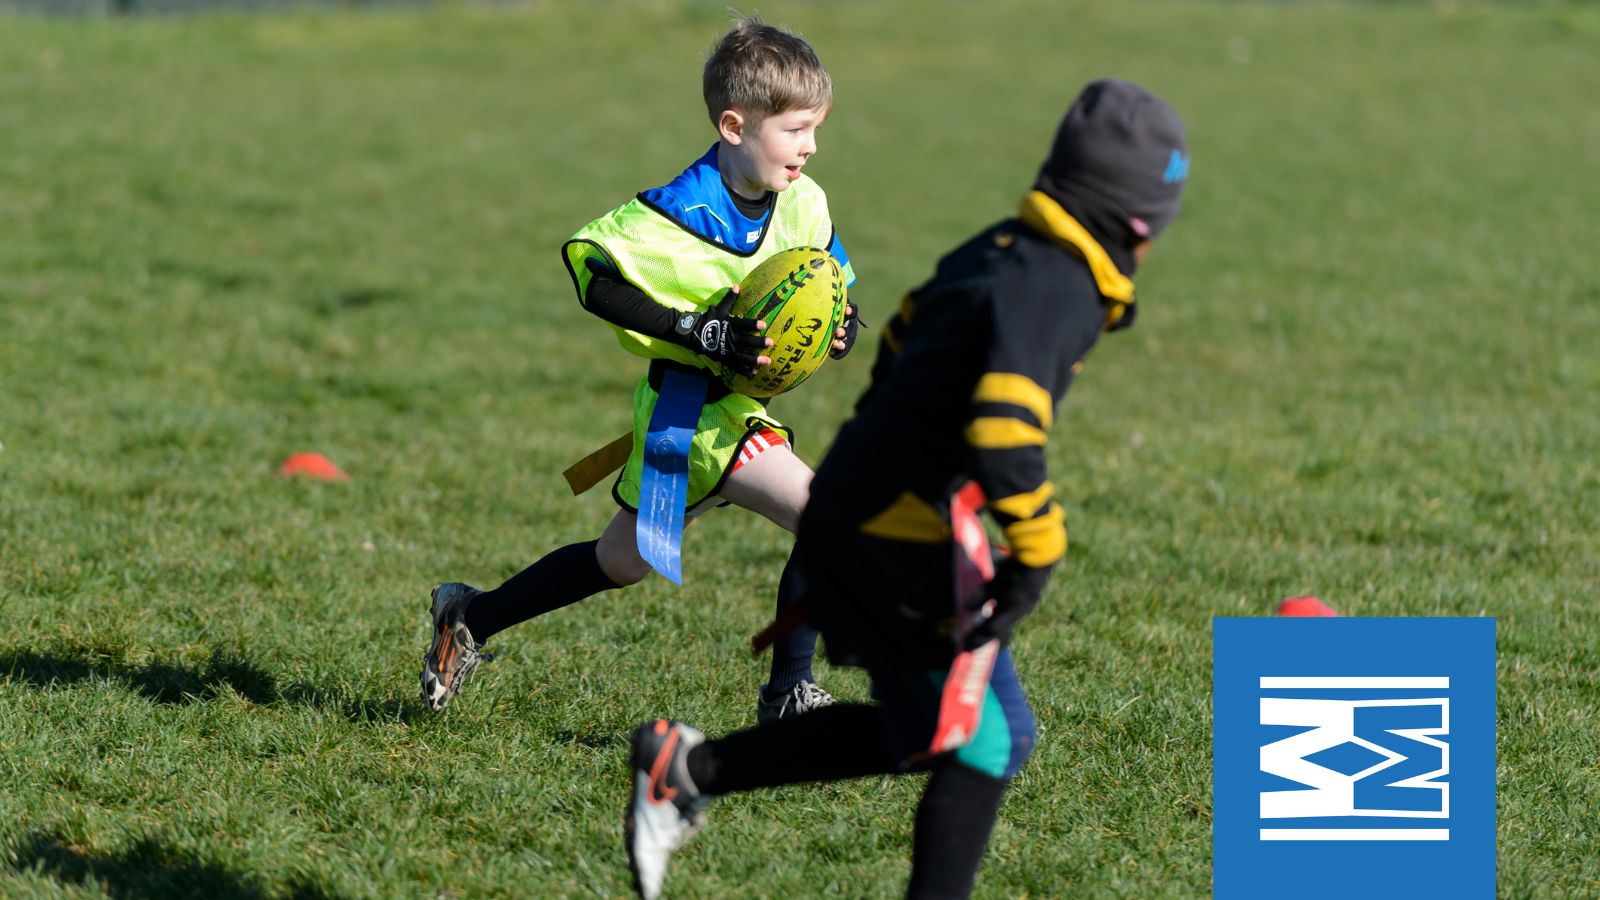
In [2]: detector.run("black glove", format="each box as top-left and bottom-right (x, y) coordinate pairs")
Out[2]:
(830, 304), (863, 360)
(675, 288), (769, 376)
(962, 557), (1050, 650)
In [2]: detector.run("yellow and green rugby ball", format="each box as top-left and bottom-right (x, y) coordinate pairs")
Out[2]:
(722, 247), (848, 399)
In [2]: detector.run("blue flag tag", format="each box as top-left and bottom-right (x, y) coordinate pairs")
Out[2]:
(636, 368), (707, 584)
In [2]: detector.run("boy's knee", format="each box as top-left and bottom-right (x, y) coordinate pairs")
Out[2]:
(599, 552), (651, 586)
(596, 526), (651, 585)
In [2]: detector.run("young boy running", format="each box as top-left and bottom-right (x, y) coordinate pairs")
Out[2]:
(624, 79), (1189, 899)
(419, 17), (859, 722)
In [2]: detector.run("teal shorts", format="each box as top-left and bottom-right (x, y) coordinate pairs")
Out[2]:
(871, 647), (1036, 779)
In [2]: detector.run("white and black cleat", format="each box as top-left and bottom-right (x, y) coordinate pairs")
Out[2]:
(626, 719), (710, 899)
(756, 679), (837, 724)
(419, 582), (491, 712)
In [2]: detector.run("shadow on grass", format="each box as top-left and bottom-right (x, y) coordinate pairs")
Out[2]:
(8, 832), (338, 899)
(0, 647), (426, 725)
(0, 648), (278, 705)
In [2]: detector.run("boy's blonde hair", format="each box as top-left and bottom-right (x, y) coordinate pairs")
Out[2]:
(703, 15), (832, 125)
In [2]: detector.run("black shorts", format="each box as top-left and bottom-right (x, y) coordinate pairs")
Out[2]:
(796, 505), (964, 671)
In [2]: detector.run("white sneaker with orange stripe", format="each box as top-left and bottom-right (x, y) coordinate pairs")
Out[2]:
(420, 582), (491, 712)
(626, 719), (710, 900)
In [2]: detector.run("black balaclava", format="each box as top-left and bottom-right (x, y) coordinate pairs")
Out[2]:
(1034, 78), (1189, 275)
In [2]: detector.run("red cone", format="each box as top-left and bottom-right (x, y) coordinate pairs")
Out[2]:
(277, 452), (348, 481)
(1276, 596), (1338, 617)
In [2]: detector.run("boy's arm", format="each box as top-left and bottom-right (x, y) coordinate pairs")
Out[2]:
(960, 293), (1079, 648)
(583, 261), (771, 375)
(584, 262), (681, 338)
(962, 390), (1061, 650)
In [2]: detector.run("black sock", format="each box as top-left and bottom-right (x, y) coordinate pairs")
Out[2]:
(462, 540), (619, 642)
(906, 763), (1010, 899)
(765, 551), (817, 696)
(686, 703), (898, 795)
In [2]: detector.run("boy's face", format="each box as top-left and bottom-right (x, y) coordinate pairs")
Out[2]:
(718, 106), (828, 198)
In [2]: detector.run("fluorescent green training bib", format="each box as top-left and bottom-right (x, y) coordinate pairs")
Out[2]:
(561, 173), (855, 510)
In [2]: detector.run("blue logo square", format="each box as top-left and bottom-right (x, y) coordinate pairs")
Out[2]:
(1213, 617), (1495, 899)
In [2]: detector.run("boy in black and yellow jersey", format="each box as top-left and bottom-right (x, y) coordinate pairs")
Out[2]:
(625, 79), (1189, 899)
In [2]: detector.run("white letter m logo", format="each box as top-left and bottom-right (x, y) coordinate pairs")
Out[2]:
(1258, 677), (1450, 841)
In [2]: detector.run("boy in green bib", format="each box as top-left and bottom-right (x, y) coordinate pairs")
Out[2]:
(419, 16), (859, 722)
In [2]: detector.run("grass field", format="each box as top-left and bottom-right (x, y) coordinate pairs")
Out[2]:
(2, 1), (1598, 896)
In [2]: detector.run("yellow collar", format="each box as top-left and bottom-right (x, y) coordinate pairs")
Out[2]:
(1018, 190), (1135, 306)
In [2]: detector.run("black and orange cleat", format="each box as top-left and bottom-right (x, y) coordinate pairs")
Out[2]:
(419, 582), (492, 712)
(625, 719), (710, 899)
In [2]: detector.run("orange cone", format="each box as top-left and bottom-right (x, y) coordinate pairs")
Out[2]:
(1276, 595), (1337, 617)
(278, 452), (348, 481)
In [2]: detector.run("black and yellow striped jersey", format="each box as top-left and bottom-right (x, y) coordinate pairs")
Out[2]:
(808, 191), (1134, 581)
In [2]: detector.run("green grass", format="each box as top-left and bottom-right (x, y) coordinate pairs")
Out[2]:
(2, 1), (1598, 896)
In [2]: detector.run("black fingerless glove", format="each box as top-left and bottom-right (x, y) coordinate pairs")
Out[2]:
(674, 289), (768, 376)
(830, 304), (863, 360)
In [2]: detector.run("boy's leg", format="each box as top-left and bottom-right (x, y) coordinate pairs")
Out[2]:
(716, 440), (811, 532)
(626, 705), (898, 899)
(464, 509), (647, 641)
(756, 553), (827, 718)
(421, 510), (643, 712)
(627, 653), (1034, 897)
(685, 703), (900, 792)
(903, 649), (1035, 898)
(686, 653), (1035, 895)
(715, 443), (829, 717)
(905, 763), (1010, 900)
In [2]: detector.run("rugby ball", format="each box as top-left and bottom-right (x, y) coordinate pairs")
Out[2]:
(722, 248), (848, 399)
